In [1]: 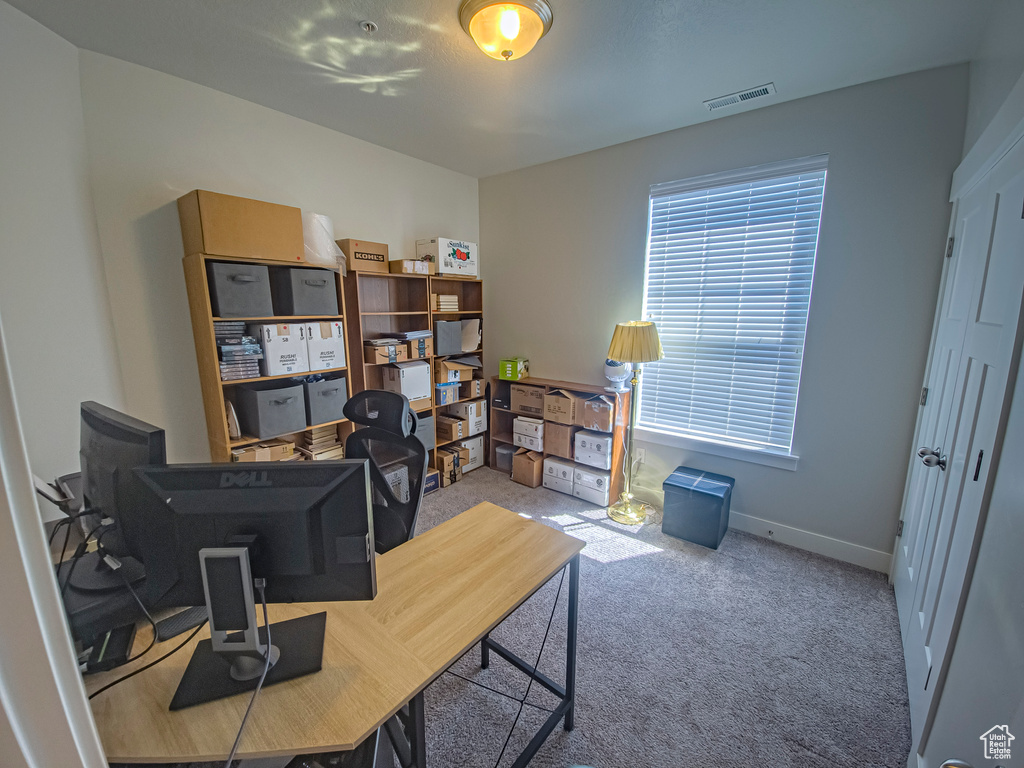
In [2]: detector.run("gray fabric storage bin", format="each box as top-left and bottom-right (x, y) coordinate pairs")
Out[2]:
(236, 382), (306, 439)
(495, 443), (516, 473)
(414, 414), (435, 451)
(435, 321), (462, 356)
(207, 262), (274, 318)
(270, 267), (339, 316)
(303, 377), (348, 426)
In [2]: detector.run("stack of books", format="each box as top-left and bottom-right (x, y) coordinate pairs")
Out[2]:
(215, 322), (263, 381)
(431, 294), (459, 312)
(296, 426), (345, 461)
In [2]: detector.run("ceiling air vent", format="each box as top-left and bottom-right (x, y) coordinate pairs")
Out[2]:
(704, 82), (777, 112)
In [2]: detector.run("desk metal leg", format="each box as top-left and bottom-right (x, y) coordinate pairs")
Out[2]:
(565, 552), (579, 732)
(481, 632), (490, 669)
(409, 691), (426, 768)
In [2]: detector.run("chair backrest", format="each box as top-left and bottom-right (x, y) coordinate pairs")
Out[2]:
(343, 391), (427, 554)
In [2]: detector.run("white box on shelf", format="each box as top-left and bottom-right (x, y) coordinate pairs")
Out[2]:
(513, 432), (543, 452)
(513, 417), (544, 439)
(249, 323), (310, 376)
(417, 237), (478, 278)
(575, 448), (611, 470)
(573, 465), (611, 492)
(382, 360), (431, 402)
(574, 430), (613, 469)
(455, 435), (484, 473)
(573, 483), (610, 506)
(305, 321), (346, 371)
(543, 457), (575, 481)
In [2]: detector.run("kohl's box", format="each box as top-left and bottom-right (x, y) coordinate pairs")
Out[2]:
(249, 323), (310, 376)
(305, 321), (346, 371)
(574, 430), (613, 470)
(417, 237), (478, 278)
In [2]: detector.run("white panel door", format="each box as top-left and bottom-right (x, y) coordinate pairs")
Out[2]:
(897, 137), (1024, 757)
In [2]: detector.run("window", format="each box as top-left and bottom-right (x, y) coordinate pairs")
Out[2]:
(639, 155), (828, 464)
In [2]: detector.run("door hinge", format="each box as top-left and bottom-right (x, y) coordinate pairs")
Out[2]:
(945, 237), (955, 258)
(920, 387), (929, 406)
(897, 520), (904, 537)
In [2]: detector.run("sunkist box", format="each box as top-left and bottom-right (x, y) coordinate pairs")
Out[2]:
(417, 237), (479, 278)
(337, 239), (389, 274)
(249, 323), (310, 376)
(178, 190), (305, 263)
(305, 321), (346, 371)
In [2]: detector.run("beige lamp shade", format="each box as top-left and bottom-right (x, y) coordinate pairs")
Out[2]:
(607, 321), (663, 364)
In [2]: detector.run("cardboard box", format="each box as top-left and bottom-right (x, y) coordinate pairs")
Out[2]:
(377, 463), (410, 504)
(510, 384), (544, 417)
(382, 361), (431, 403)
(543, 474), (573, 495)
(337, 238), (389, 274)
(417, 237), (479, 278)
(423, 469), (440, 495)
(574, 430), (613, 470)
(305, 321), (346, 371)
(231, 445), (272, 462)
(406, 336), (433, 360)
(544, 456), (575, 482)
(514, 432), (543, 451)
(499, 358), (529, 381)
(455, 435), (484, 473)
(435, 359), (475, 384)
(544, 422), (577, 460)
(436, 415), (466, 442)
(178, 190), (305, 263)
(512, 448), (543, 488)
(574, 465), (611, 492)
(389, 259), (434, 275)
(446, 398), (486, 437)
(250, 323), (310, 376)
(434, 445), (470, 486)
(364, 342), (408, 365)
(460, 379), (484, 399)
(513, 416), (544, 438)
(544, 389), (584, 425)
(578, 394), (615, 432)
(260, 439), (295, 461)
(435, 382), (459, 405)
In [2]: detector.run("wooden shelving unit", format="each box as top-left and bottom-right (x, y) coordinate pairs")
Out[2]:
(343, 270), (486, 472)
(182, 252), (353, 462)
(489, 376), (630, 501)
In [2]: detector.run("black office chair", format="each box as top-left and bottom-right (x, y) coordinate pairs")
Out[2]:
(343, 390), (428, 554)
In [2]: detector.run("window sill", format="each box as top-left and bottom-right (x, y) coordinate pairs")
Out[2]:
(635, 427), (799, 471)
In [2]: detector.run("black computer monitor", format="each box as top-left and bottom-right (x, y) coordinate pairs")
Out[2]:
(130, 460), (377, 609)
(74, 401), (166, 592)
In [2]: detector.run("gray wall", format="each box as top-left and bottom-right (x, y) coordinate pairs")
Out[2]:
(479, 66), (969, 565)
(0, 3), (124, 510)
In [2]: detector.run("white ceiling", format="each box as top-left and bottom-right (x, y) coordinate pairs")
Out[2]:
(9, 0), (994, 178)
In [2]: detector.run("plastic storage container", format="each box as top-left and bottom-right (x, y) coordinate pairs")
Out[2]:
(495, 443), (516, 473)
(270, 267), (339, 316)
(662, 466), (734, 549)
(207, 262), (274, 318)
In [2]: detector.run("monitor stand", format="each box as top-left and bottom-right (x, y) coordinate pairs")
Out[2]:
(68, 551), (145, 593)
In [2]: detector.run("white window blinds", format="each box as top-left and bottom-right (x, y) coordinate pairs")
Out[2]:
(639, 155), (828, 454)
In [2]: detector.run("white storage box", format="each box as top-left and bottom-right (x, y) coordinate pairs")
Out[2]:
(514, 432), (543, 452)
(574, 465), (611, 492)
(447, 399), (485, 420)
(249, 323), (310, 376)
(513, 417), (544, 439)
(574, 430), (613, 470)
(305, 321), (346, 372)
(455, 435), (485, 473)
(544, 456), (575, 481)
(417, 237), (479, 278)
(382, 360), (432, 402)
(573, 483), (610, 506)
(543, 474), (573, 495)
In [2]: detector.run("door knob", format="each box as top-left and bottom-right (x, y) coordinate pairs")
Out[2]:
(922, 452), (947, 471)
(918, 446), (939, 458)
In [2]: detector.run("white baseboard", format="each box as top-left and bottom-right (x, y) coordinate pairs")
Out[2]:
(633, 483), (892, 573)
(726, 511), (893, 573)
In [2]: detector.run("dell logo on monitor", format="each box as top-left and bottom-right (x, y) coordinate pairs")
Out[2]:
(220, 471), (272, 488)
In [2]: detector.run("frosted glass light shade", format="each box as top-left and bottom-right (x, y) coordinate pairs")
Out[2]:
(607, 321), (663, 364)
(459, 0), (553, 61)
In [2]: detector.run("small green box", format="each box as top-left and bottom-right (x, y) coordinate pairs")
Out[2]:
(499, 357), (529, 381)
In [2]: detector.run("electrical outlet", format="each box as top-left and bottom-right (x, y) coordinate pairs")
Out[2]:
(636, 448), (647, 465)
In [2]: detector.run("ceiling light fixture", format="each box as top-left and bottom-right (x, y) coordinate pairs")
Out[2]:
(459, 0), (553, 61)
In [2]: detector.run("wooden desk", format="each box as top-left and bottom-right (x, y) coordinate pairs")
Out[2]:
(88, 502), (584, 765)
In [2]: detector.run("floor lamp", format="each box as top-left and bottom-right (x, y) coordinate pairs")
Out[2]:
(606, 321), (663, 525)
